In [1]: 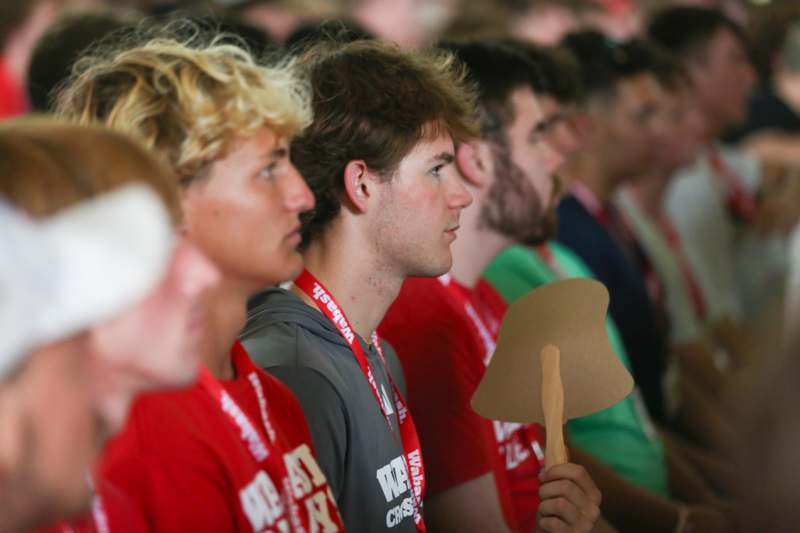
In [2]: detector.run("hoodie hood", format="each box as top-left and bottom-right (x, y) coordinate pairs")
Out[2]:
(244, 287), (353, 349)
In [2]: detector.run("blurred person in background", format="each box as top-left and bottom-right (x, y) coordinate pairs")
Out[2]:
(578, 0), (643, 40)
(0, 119), (221, 533)
(346, 0), (456, 48)
(485, 40), (736, 533)
(556, 31), (673, 425)
(215, 0), (338, 43)
(26, 6), (141, 112)
(26, 6), (278, 113)
(614, 50), (745, 494)
(504, 0), (582, 45)
(666, 0), (750, 27)
(0, 0), (103, 118)
(647, 5), (787, 358)
(726, 3), (800, 166)
(0, 141), (178, 531)
(0, 0), (61, 117)
(58, 30), (343, 532)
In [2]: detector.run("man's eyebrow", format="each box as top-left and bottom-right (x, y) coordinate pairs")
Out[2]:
(428, 152), (455, 164)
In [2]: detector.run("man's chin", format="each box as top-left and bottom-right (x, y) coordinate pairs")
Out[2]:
(408, 252), (452, 280)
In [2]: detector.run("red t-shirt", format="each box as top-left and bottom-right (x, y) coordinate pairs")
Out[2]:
(100, 342), (342, 533)
(472, 279), (546, 533)
(379, 276), (544, 533)
(35, 480), (147, 533)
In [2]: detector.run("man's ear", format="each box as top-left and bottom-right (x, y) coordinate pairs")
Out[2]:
(456, 141), (492, 189)
(342, 160), (371, 213)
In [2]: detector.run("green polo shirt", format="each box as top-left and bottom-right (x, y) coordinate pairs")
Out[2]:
(484, 242), (669, 497)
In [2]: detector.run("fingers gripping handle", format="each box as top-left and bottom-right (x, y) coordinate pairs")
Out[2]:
(541, 344), (568, 468)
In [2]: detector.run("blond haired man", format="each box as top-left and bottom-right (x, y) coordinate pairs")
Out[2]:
(59, 32), (343, 532)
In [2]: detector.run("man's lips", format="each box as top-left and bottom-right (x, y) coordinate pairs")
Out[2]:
(285, 224), (302, 243)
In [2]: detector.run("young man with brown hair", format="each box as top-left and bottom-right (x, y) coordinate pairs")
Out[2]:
(241, 39), (478, 532)
(378, 39), (602, 533)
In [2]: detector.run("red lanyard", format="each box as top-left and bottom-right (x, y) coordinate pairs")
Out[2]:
(197, 344), (309, 533)
(657, 214), (708, 321)
(294, 270), (427, 532)
(437, 273), (496, 365)
(536, 243), (569, 280)
(708, 147), (757, 223)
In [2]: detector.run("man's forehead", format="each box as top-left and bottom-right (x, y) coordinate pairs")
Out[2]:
(408, 132), (456, 159)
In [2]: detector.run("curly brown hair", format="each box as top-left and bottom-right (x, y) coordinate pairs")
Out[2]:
(292, 39), (480, 246)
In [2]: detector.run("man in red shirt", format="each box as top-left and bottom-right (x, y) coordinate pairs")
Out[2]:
(379, 40), (601, 533)
(59, 36), (343, 532)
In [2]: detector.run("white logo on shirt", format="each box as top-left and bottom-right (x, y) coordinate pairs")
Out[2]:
(240, 471), (288, 532)
(240, 444), (340, 532)
(376, 455), (414, 528)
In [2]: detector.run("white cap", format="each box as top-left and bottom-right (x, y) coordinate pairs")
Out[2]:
(0, 185), (174, 378)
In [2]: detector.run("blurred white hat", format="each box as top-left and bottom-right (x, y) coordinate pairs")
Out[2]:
(0, 184), (173, 378)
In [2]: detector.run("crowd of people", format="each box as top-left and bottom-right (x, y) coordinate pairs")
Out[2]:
(2, 0), (800, 532)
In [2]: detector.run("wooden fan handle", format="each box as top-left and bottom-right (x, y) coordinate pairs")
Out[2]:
(541, 344), (568, 468)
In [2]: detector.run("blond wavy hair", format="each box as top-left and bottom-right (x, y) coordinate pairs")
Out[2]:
(56, 31), (311, 183)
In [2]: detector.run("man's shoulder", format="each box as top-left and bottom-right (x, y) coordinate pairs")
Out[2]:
(243, 323), (352, 399)
(101, 386), (223, 479)
(486, 245), (548, 281)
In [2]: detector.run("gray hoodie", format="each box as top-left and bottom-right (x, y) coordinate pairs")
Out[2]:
(241, 288), (420, 533)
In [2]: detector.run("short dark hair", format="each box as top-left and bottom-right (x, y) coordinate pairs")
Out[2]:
(438, 39), (544, 138)
(292, 40), (480, 246)
(650, 46), (692, 92)
(285, 19), (372, 53)
(27, 9), (140, 112)
(647, 6), (749, 64)
(561, 30), (657, 100)
(501, 39), (584, 105)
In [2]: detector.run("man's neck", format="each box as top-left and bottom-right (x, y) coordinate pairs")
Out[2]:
(200, 277), (252, 380)
(296, 225), (405, 341)
(573, 153), (616, 205)
(449, 202), (510, 288)
(628, 172), (669, 218)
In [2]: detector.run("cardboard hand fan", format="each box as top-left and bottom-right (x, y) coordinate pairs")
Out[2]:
(471, 278), (633, 467)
